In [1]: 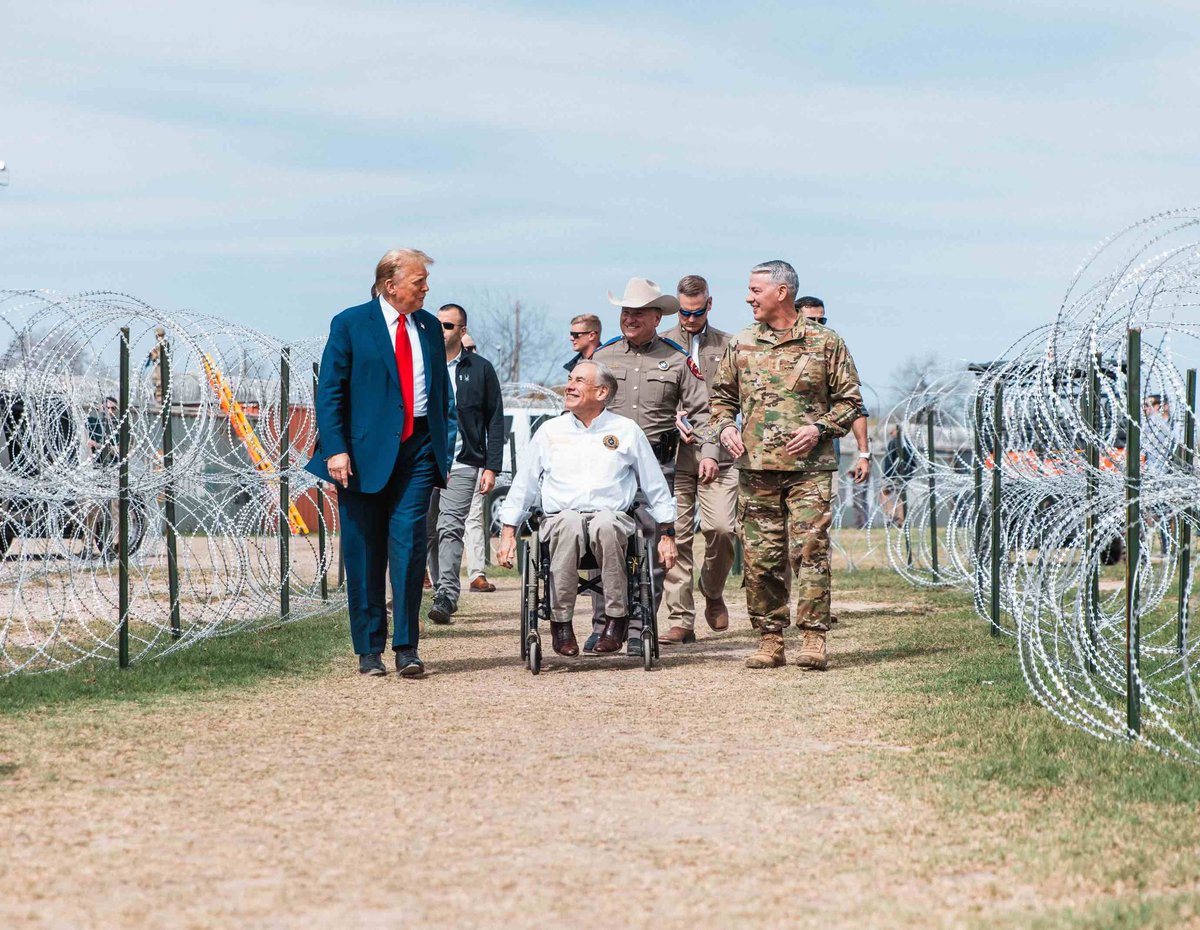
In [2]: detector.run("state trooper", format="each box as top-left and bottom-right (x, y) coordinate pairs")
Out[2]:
(589, 277), (719, 656)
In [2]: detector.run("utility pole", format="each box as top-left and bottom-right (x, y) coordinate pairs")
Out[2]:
(512, 299), (522, 383)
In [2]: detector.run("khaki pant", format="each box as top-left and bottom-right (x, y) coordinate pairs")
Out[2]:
(540, 510), (637, 625)
(663, 465), (738, 630)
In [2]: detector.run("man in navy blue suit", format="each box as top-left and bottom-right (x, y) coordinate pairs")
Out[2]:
(307, 248), (455, 678)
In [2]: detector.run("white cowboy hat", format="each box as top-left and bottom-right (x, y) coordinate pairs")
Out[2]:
(606, 277), (679, 314)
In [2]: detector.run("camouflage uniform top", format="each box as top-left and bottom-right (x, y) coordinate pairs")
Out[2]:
(708, 317), (863, 472)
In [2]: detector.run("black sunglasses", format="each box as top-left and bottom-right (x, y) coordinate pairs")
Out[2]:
(442, 321), (460, 331)
(569, 330), (596, 338)
(816, 316), (827, 325)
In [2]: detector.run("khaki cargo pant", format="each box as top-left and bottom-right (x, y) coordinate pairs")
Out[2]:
(739, 469), (833, 633)
(662, 464), (738, 630)
(540, 510), (637, 625)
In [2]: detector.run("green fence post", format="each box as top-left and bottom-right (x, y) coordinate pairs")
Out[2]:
(990, 381), (1003, 637)
(973, 392), (984, 593)
(158, 330), (181, 639)
(483, 490), (492, 566)
(313, 362), (328, 602)
(898, 424), (912, 567)
(1125, 328), (1142, 735)
(280, 347), (291, 622)
(1177, 368), (1196, 656)
(927, 408), (939, 583)
(118, 327), (131, 668)
(1083, 353), (1100, 672)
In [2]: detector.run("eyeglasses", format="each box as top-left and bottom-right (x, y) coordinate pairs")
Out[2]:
(678, 307), (709, 318)
(816, 316), (827, 325)
(569, 330), (596, 339)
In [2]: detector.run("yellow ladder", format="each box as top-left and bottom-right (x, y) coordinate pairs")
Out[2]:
(202, 354), (310, 535)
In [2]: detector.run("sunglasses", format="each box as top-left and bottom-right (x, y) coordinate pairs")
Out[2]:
(678, 307), (709, 318)
(815, 316), (827, 325)
(569, 330), (596, 338)
(442, 321), (461, 331)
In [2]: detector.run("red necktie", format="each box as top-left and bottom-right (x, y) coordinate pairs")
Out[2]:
(394, 315), (415, 442)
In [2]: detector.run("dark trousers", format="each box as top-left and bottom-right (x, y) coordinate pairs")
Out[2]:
(338, 421), (438, 655)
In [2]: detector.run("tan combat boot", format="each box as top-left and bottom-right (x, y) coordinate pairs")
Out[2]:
(795, 629), (828, 670)
(745, 632), (786, 669)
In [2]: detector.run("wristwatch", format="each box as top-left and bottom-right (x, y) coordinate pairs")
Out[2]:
(813, 423), (829, 440)
(858, 452), (871, 459)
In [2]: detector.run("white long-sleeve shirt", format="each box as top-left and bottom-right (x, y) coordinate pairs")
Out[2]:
(379, 297), (428, 417)
(499, 409), (675, 526)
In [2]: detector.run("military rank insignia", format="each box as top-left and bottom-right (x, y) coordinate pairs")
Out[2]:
(603, 435), (619, 450)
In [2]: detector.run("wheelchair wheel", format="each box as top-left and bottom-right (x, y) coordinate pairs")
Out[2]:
(529, 636), (541, 675)
(520, 535), (538, 663)
(636, 534), (656, 669)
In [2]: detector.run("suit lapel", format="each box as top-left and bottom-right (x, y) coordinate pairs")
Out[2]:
(412, 309), (437, 400)
(370, 301), (401, 391)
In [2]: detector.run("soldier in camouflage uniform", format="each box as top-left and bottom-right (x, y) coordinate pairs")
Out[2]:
(705, 260), (863, 670)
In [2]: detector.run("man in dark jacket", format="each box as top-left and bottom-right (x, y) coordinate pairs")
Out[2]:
(427, 303), (505, 624)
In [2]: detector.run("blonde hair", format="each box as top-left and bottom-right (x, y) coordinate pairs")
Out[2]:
(373, 249), (434, 297)
(570, 313), (602, 335)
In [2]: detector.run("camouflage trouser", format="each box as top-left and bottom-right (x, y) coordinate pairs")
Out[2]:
(738, 469), (833, 633)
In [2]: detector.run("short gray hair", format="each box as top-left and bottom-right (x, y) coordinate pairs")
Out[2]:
(750, 259), (799, 298)
(577, 359), (618, 407)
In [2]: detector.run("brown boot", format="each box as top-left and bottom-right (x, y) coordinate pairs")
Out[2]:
(795, 629), (828, 670)
(550, 621), (579, 657)
(659, 625), (696, 645)
(704, 596), (729, 631)
(593, 615), (628, 653)
(744, 632), (786, 669)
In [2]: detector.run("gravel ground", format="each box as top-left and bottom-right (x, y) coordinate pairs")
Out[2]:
(0, 579), (1037, 929)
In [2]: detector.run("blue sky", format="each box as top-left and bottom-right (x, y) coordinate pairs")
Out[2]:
(2, 0), (1197, 394)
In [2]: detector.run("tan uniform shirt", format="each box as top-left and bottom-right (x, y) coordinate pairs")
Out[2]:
(593, 334), (720, 463)
(661, 322), (734, 472)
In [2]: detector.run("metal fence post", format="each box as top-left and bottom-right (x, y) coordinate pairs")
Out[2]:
(313, 362), (328, 602)
(973, 392), (984, 593)
(1177, 368), (1196, 657)
(159, 331), (181, 638)
(118, 327), (131, 667)
(280, 347), (291, 622)
(927, 408), (939, 583)
(1083, 352), (1100, 671)
(898, 424), (912, 567)
(1125, 328), (1142, 735)
(483, 490), (492, 566)
(990, 381), (1003, 637)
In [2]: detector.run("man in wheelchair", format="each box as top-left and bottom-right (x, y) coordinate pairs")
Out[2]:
(495, 360), (676, 657)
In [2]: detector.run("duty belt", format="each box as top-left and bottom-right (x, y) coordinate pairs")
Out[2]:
(650, 431), (679, 465)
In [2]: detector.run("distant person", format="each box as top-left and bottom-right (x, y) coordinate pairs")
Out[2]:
(881, 426), (915, 526)
(564, 314), (602, 374)
(658, 274), (737, 645)
(307, 249), (456, 678)
(460, 332), (497, 593)
(796, 297), (871, 488)
(427, 305), (504, 623)
(86, 396), (119, 466)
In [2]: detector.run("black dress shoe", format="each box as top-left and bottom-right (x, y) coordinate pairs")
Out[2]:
(583, 629), (601, 653)
(394, 648), (426, 677)
(594, 615), (629, 654)
(428, 596), (455, 625)
(626, 636), (643, 658)
(550, 621), (579, 657)
(358, 653), (386, 676)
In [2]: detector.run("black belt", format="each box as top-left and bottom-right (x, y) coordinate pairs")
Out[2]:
(650, 431), (679, 465)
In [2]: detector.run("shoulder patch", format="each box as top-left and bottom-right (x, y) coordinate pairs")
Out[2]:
(660, 336), (687, 354)
(685, 356), (703, 379)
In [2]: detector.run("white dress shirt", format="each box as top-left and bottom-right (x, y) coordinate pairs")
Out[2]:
(446, 351), (470, 472)
(379, 297), (428, 417)
(689, 328), (704, 370)
(499, 408), (675, 526)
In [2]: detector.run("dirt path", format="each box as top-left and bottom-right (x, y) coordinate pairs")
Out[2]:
(0, 580), (1035, 929)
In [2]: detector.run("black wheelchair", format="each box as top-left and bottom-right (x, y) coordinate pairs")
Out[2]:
(518, 510), (659, 674)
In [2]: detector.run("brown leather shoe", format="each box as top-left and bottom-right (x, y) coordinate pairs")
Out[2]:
(659, 625), (696, 645)
(593, 615), (629, 653)
(704, 596), (729, 631)
(550, 621), (579, 657)
(470, 575), (496, 593)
